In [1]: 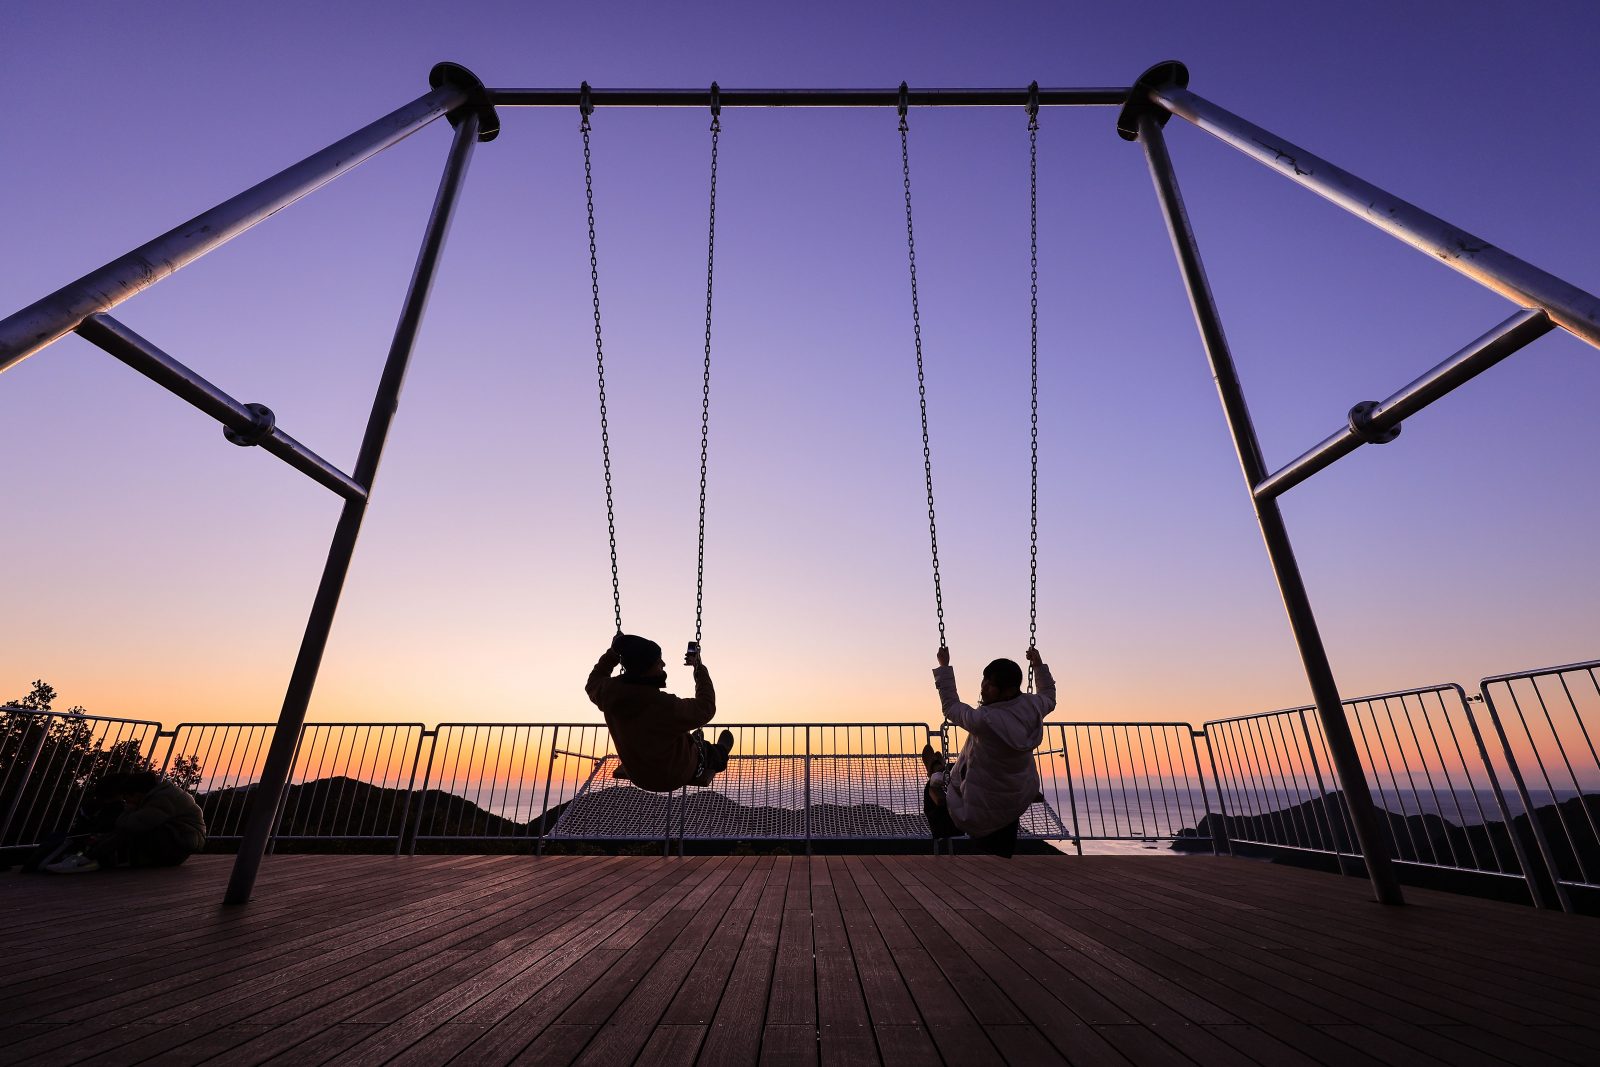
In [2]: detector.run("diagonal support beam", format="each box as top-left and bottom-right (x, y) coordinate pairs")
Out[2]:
(75, 314), (365, 501)
(1254, 309), (1554, 500)
(0, 84), (469, 372)
(1144, 79), (1600, 351)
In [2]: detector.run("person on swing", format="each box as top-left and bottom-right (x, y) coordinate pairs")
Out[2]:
(922, 645), (1054, 858)
(586, 633), (734, 791)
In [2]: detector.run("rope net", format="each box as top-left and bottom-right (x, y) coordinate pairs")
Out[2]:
(546, 724), (1069, 842)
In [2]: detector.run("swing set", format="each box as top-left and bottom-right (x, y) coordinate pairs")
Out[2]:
(2, 62), (1596, 907)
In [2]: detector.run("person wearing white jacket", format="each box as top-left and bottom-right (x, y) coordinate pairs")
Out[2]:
(923, 646), (1055, 857)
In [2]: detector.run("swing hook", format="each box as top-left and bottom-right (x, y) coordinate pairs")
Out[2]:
(897, 81), (910, 132)
(709, 81), (721, 133)
(1026, 81), (1040, 130)
(579, 81), (593, 130)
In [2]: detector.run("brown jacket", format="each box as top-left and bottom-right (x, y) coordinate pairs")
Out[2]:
(585, 649), (716, 792)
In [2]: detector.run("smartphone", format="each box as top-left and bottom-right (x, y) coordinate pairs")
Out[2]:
(684, 641), (700, 665)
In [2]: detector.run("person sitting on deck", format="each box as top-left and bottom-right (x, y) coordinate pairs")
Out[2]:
(922, 646), (1054, 858)
(586, 633), (734, 792)
(45, 770), (207, 873)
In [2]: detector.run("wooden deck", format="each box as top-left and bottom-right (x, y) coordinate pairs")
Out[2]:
(3, 855), (1598, 1066)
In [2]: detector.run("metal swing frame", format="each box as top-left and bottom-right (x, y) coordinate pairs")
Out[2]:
(2, 61), (1596, 906)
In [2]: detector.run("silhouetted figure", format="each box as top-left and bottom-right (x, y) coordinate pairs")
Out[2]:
(923, 646), (1055, 858)
(45, 771), (207, 873)
(586, 633), (734, 791)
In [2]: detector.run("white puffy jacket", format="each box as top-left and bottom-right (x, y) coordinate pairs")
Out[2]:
(934, 663), (1055, 839)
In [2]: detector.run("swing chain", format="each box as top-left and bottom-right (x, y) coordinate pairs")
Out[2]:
(1027, 81), (1040, 692)
(695, 84), (720, 646)
(580, 82), (621, 634)
(899, 83), (945, 649)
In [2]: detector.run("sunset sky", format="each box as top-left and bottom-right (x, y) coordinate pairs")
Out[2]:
(3, 1), (1597, 732)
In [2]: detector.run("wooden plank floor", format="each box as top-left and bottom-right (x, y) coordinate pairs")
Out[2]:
(3, 855), (1598, 1065)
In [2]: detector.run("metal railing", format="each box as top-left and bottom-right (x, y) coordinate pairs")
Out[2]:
(944, 721), (1216, 852)
(5, 654), (1599, 913)
(164, 722), (426, 850)
(1204, 684), (1545, 903)
(1480, 659), (1600, 912)
(0, 707), (164, 851)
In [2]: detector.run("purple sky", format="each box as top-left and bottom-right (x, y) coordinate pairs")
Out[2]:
(3, 1), (1598, 729)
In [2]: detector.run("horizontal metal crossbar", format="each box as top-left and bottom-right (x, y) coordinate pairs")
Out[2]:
(487, 86), (1129, 108)
(75, 314), (365, 501)
(1254, 309), (1554, 500)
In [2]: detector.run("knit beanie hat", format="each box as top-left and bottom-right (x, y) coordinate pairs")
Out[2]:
(616, 634), (662, 673)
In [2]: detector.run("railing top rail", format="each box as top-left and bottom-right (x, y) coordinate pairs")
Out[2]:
(1481, 658), (1600, 687)
(1203, 683), (1466, 727)
(428, 720), (936, 730)
(170, 721), (428, 729)
(0, 705), (164, 729)
(1045, 720), (1199, 729)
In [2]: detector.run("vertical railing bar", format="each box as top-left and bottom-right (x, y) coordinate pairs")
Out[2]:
(1542, 675), (1600, 871)
(1421, 690), (1483, 867)
(1483, 682), (1572, 911)
(1445, 695), (1508, 873)
(1195, 729), (1228, 855)
(1151, 726), (1180, 839)
(407, 728), (438, 856)
(1413, 692), (1472, 870)
(1262, 714), (1311, 848)
(1243, 717), (1289, 847)
(1287, 709), (1328, 847)
(0, 716), (52, 847)
(1236, 717), (1279, 845)
(804, 727), (813, 856)
(218, 725), (255, 834)
(1507, 683), (1584, 885)
(353, 725), (380, 838)
(1378, 697), (1435, 864)
(1061, 725), (1083, 854)
(1352, 702), (1408, 861)
(1458, 688), (1546, 906)
(536, 726), (560, 855)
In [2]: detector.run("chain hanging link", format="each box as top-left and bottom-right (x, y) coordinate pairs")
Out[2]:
(1027, 82), (1040, 692)
(899, 85), (946, 651)
(580, 85), (622, 635)
(694, 86), (720, 647)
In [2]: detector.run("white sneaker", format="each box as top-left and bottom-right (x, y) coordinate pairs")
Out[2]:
(45, 853), (100, 874)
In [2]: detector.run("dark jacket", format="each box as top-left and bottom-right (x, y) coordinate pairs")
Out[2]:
(116, 779), (208, 851)
(585, 649), (716, 792)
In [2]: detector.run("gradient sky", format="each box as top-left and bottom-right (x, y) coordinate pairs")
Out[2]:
(3, 1), (1597, 732)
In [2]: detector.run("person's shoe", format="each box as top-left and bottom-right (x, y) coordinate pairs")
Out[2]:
(921, 743), (942, 776)
(45, 853), (99, 874)
(716, 730), (734, 755)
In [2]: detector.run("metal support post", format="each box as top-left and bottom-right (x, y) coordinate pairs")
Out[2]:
(0, 83), (476, 372)
(1130, 67), (1600, 352)
(1130, 105), (1405, 905)
(223, 108), (483, 905)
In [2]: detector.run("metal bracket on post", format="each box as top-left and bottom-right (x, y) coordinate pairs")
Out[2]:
(430, 61), (501, 143)
(1116, 60), (1188, 142)
(222, 403), (276, 447)
(1346, 401), (1400, 445)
